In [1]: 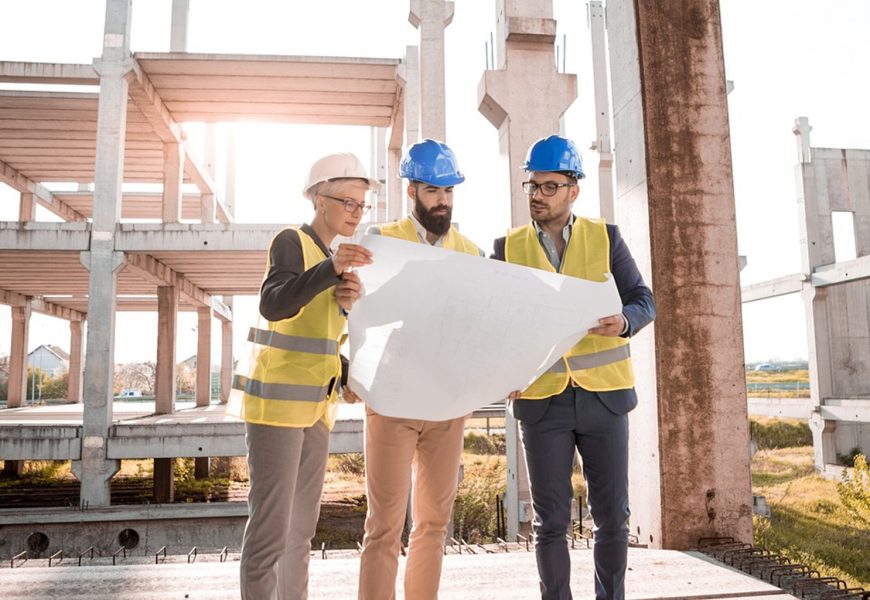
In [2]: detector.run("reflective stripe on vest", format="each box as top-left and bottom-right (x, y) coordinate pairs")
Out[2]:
(232, 227), (345, 429)
(379, 217), (481, 256)
(233, 374), (330, 403)
(505, 217), (635, 398)
(247, 327), (338, 356)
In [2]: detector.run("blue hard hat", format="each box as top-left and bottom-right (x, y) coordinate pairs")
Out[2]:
(523, 135), (586, 179)
(400, 139), (465, 186)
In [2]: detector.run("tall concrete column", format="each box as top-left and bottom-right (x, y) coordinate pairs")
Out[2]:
(478, 0), (577, 225)
(19, 192), (35, 221)
(154, 285), (178, 502)
(607, 0), (752, 548)
(589, 1), (615, 223)
(403, 44), (421, 218)
(155, 285), (178, 415)
(220, 297), (233, 404)
(224, 127), (237, 220)
(409, 1), (453, 141)
(6, 304), (30, 409)
(162, 142), (184, 223)
(370, 127), (388, 223)
(67, 319), (85, 403)
(387, 148), (403, 221)
(4, 304), (30, 476)
(74, 0), (131, 507)
(477, 0), (575, 539)
(194, 307), (212, 479)
(169, 0), (189, 52)
(792, 118), (836, 471)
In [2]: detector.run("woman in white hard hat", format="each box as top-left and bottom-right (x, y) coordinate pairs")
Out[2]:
(233, 153), (379, 599)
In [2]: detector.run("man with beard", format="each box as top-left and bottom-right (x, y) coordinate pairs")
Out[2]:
(357, 139), (483, 600)
(493, 135), (655, 600)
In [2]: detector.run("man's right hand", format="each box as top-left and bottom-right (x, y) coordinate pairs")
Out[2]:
(332, 243), (373, 275)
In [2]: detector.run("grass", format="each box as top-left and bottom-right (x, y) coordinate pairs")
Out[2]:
(745, 369), (809, 384)
(752, 446), (870, 589)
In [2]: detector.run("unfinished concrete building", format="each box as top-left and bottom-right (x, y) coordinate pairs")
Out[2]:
(0, 0), (759, 562)
(743, 117), (870, 474)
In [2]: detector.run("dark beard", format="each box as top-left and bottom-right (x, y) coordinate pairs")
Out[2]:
(414, 199), (452, 236)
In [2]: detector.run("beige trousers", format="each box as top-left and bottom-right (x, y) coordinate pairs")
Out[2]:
(358, 407), (466, 600)
(240, 420), (330, 600)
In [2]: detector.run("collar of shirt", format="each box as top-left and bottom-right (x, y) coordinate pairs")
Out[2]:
(533, 214), (574, 270)
(409, 211), (446, 247)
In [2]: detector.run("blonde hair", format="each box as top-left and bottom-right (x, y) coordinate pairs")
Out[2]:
(309, 178), (371, 208)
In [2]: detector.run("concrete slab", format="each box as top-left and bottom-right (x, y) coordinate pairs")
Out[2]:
(0, 548), (796, 599)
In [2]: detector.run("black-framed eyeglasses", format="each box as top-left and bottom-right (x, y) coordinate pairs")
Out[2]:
(320, 194), (372, 215)
(521, 181), (576, 197)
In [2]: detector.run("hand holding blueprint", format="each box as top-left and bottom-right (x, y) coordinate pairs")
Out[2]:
(347, 235), (623, 420)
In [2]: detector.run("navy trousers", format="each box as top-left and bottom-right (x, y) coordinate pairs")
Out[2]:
(518, 386), (630, 600)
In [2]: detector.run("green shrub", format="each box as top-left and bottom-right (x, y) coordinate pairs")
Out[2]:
(452, 457), (505, 543)
(464, 432), (505, 455)
(837, 453), (870, 527)
(750, 418), (812, 449)
(837, 447), (863, 468)
(334, 453), (366, 476)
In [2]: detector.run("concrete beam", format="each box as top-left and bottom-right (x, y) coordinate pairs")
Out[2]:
(818, 399), (870, 422)
(589, 1), (615, 223)
(0, 157), (88, 222)
(122, 252), (231, 320)
(0, 61), (98, 85)
(183, 151), (231, 223)
(0, 288), (85, 322)
(162, 142), (184, 222)
(0, 426), (80, 460)
(115, 223), (280, 251)
(125, 60), (183, 143)
(0, 222), (91, 250)
(169, 0), (190, 53)
(811, 254), (870, 287)
(740, 273), (804, 303)
(19, 192), (35, 222)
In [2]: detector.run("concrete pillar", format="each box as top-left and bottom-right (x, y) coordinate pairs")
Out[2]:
(224, 127), (236, 221)
(589, 1), (615, 223)
(162, 142), (184, 223)
(404, 45), (420, 148)
(169, 0), (189, 52)
(155, 286), (178, 415)
(387, 148), (403, 221)
(194, 307), (212, 479)
(200, 193), (216, 224)
(220, 297), (233, 404)
(477, 0), (575, 539)
(7, 304), (30, 409)
(370, 127), (388, 222)
(478, 0), (577, 225)
(608, 0), (752, 548)
(809, 410), (837, 475)
(67, 319), (85, 403)
(76, 0), (131, 508)
(409, 0), (453, 141)
(19, 192), (35, 222)
(154, 286), (178, 499)
(154, 458), (174, 503)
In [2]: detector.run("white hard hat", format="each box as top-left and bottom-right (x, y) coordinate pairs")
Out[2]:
(302, 153), (383, 199)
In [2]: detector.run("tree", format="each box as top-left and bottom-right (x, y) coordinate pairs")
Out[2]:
(837, 453), (870, 527)
(113, 362), (156, 396)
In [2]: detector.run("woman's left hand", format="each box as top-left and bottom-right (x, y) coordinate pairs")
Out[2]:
(335, 271), (362, 311)
(342, 385), (362, 404)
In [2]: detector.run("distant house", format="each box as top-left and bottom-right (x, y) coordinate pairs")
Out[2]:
(27, 345), (70, 377)
(177, 354), (219, 372)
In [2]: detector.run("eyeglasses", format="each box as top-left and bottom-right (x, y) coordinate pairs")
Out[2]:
(320, 194), (372, 215)
(521, 181), (575, 197)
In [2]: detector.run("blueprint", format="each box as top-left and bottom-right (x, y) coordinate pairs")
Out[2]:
(347, 234), (623, 421)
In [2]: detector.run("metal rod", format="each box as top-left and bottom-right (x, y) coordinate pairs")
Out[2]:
(155, 545), (167, 564)
(11, 550), (27, 569)
(219, 546), (228, 563)
(49, 549), (63, 567)
(77, 546), (95, 567)
(187, 546), (197, 564)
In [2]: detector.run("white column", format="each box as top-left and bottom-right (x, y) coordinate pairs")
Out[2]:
(67, 319), (85, 403)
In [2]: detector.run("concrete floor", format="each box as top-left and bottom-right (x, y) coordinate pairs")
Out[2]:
(0, 547), (796, 599)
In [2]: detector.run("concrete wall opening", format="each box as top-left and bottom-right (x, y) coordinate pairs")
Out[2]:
(26, 531), (49, 555)
(118, 528), (140, 550)
(832, 210), (857, 262)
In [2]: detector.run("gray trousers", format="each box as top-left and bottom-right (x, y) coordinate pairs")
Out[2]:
(519, 387), (630, 600)
(240, 420), (330, 600)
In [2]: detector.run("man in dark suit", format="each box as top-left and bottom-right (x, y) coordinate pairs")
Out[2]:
(492, 135), (655, 600)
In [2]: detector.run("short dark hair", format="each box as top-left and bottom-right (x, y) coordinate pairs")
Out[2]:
(556, 171), (579, 184)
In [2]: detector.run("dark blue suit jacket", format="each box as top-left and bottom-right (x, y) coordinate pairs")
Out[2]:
(491, 221), (655, 421)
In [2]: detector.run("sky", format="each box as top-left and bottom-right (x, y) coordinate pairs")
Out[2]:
(0, 0), (869, 367)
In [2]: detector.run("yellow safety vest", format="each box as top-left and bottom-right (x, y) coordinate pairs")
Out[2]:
(505, 217), (635, 398)
(232, 228), (345, 429)
(378, 217), (482, 256)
